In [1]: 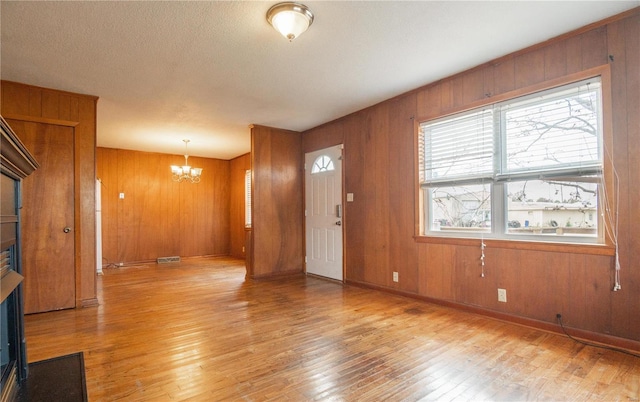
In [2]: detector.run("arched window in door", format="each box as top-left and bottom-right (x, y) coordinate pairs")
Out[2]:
(311, 155), (335, 174)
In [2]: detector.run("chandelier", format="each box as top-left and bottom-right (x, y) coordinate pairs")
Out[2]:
(170, 139), (203, 183)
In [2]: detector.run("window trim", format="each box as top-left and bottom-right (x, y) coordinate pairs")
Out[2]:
(414, 66), (615, 250)
(413, 234), (616, 256)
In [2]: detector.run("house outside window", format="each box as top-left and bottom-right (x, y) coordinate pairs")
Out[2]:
(419, 77), (603, 243)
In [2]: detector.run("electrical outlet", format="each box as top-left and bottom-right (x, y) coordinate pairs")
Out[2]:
(393, 271), (399, 282)
(498, 288), (507, 303)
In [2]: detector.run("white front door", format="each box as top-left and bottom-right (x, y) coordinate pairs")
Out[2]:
(305, 145), (343, 281)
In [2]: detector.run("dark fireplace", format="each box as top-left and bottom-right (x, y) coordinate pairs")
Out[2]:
(1, 247), (28, 401)
(1, 116), (38, 401)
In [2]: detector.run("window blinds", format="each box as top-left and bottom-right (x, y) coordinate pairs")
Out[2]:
(420, 78), (602, 185)
(420, 109), (493, 184)
(245, 170), (252, 227)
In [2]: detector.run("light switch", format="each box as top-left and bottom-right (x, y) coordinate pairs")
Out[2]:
(119, 193), (125, 199)
(347, 193), (354, 202)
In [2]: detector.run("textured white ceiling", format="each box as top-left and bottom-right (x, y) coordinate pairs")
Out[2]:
(1, 1), (637, 160)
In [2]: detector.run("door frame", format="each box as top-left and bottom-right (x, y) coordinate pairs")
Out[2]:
(304, 144), (345, 281)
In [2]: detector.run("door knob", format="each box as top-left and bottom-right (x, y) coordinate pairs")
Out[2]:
(63, 227), (71, 233)
(335, 221), (342, 226)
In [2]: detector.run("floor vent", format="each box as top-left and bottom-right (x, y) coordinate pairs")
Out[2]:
(157, 256), (181, 264)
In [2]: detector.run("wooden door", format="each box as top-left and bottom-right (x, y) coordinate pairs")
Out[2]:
(8, 120), (75, 314)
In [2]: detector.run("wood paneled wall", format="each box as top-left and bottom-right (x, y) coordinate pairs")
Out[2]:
(96, 148), (230, 264)
(1, 80), (98, 308)
(301, 9), (640, 347)
(249, 125), (303, 278)
(229, 153), (250, 259)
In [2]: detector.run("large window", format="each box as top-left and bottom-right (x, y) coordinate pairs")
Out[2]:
(419, 78), (603, 242)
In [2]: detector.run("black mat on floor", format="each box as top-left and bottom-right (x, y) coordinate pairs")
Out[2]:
(17, 352), (88, 402)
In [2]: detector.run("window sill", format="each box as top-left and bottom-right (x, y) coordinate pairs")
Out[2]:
(413, 235), (615, 256)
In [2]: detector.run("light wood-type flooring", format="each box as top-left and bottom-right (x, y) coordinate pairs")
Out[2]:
(24, 257), (640, 401)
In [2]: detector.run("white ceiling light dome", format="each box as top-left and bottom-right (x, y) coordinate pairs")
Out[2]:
(267, 2), (314, 41)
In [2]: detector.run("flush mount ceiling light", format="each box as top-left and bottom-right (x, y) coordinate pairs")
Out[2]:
(170, 139), (203, 183)
(266, 2), (314, 41)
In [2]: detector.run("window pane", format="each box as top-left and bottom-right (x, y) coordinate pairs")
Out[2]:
(504, 84), (600, 174)
(429, 184), (491, 233)
(311, 155), (335, 174)
(506, 180), (597, 237)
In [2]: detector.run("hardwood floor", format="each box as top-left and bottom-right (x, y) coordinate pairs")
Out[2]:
(24, 257), (640, 401)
